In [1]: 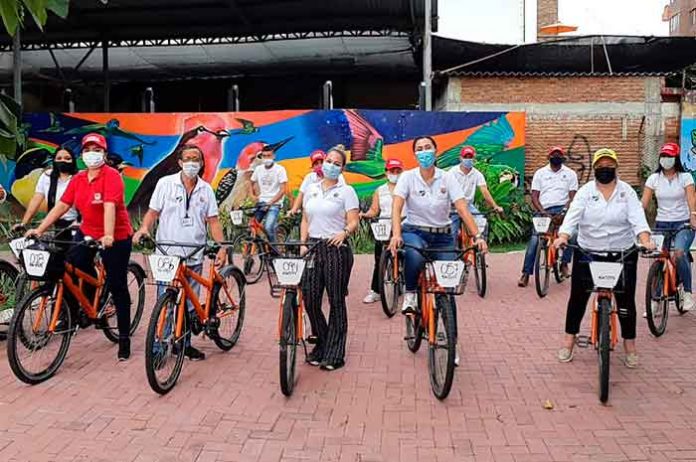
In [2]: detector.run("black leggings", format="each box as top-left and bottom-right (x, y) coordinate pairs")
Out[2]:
(302, 242), (354, 365)
(68, 231), (133, 339)
(370, 243), (383, 293)
(564, 249), (638, 340)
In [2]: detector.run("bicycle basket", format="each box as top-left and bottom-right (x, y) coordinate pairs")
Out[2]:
(589, 262), (623, 289)
(272, 258), (306, 287)
(147, 254), (181, 283)
(370, 220), (392, 242)
(22, 241), (65, 281)
(474, 216), (488, 233)
(425, 260), (468, 295)
(532, 216), (552, 234)
(230, 210), (245, 226)
(9, 237), (28, 259)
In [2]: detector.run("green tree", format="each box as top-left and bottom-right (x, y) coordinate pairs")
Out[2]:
(0, 0), (69, 36)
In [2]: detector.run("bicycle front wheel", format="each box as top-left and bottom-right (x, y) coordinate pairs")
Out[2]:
(144, 291), (187, 395)
(231, 235), (265, 284)
(474, 251), (487, 298)
(378, 251), (399, 318)
(534, 239), (551, 298)
(598, 298), (612, 403)
(210, 266), (246, 351)
(101, 262), (146, 343)
(645, 261), (669, 337)
(7, 285), (73, 385)
(0, 260), (20, 339)
(279, 291), (298, 397)
(428, 294), (457, 400)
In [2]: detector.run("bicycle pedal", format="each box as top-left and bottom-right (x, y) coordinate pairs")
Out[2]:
(575, 335), (590, 348)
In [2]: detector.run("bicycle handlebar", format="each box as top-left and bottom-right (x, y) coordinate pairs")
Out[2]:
(401, 242), (477, 261)
(561, 243), (646, 260)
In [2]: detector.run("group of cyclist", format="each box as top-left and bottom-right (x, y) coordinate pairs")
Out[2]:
(11, 127), (693, 378)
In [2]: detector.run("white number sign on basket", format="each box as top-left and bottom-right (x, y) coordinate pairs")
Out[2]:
(651, 234), (665, 250)
(474, 216), (488, 231)
(432, 260), (466, 288)
(22, 249), (50, 277)
(273, 259), (307, 286)
(532, 216), (552, 234)
(370, 220), (392, 242)
(230, 210), (244, 226)
(148, 254), (181, 283)
(9, 238), (27, 259)
(589, 262), (624, 289)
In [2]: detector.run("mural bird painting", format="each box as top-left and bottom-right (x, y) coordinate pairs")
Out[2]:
(230, 118), (260, 135)
(436, 116), (515, 169)
(39, 113), (64, 133)
(342, 110), (387, 179)
(65, 119), (155, 145)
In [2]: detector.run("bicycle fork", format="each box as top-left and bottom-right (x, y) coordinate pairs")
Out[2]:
(589, 293), (619, 350)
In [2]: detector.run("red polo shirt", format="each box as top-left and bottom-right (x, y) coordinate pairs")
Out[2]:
(61, 166), (133, 240)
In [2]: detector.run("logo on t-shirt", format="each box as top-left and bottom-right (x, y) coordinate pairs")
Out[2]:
(92, 193), (102, 204)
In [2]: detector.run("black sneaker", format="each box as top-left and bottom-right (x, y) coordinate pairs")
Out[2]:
(306, 347), (322, 366)
(184, 346), (206, 361)
(118, 338), (131, 361)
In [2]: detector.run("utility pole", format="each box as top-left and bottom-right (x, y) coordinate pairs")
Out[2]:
(423, 0), (432, 111)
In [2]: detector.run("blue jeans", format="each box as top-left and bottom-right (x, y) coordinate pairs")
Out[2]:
(450, 203), (481, 245)
(402, 225), (455, 291)
(255, 203), (281, 242)
(522, 205), (572, 275)
(156, 262), (202, 348)
(654, 220), (694, 292)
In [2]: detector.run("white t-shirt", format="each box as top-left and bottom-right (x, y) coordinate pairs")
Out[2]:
(149, 173), (219, 263)
(303, 181), (359, 239)
(35, 171), (79, 222)
(531, 165), (579, 209)
(446, 166), (486, 203)
(376, 183), (407, 219)
(559, 180), (650, 251)
(251, 163), (288, 203)
(645, 172), (694, 222)
(299, 171), (346, 194)
(394, 168), (465, 228)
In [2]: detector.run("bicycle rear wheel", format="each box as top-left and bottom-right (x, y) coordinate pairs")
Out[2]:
(598, 298), (612, 403)
(0, 260), (20, 339)
(645, 261), (669, 337)
(428, 294), (457, 400)
(534, 239), (551, 298)
(405, 292), (424, 353)
(231, 236), (265, 284)
(552, 252), (564, 283)
(279, 291), (298, 396)
(210, 266), (246, 351)
(7, 286), (73, 385)
(378, 251), (399, 318)
(474, 251), (487, 298)
(144, 291), (187, 395)
(101, 262), (146, 343)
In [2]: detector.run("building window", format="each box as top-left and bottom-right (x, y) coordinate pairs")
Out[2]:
(670, 13), (680, 32)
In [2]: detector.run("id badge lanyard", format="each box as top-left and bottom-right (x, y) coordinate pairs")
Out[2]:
(182, 188), (194, 227)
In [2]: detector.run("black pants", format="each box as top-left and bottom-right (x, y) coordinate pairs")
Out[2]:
(68, 231), (133, 339)
(565, 249), (638, 340)
(370, 243), (383, 293)
(302, 242), (353, 365)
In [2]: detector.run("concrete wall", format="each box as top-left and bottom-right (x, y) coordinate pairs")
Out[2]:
(437, 75), (680, 187)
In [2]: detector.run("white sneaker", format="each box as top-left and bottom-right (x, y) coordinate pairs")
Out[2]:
(362, 290), (380, 304)
(682, 292), (694, 312)
(401, 292), (418, 315)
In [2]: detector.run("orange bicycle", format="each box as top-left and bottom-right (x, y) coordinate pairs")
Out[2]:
(458, 213), (489, 297)
(143, 240), (246, 395)
(7, 237), (146, 384)
(532, 211), (567, 298)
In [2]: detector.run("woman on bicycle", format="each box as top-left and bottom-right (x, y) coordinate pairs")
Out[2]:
(14, 146), (79, 238)
(300, 145), (359, 371)
(27, 133), (134, 361)
(554, 148), (654, 368)
(359, 158), (405, 304)
(388, 136), (487, 315)
(289, 150), (345, 215)
(641, 142), (696, 312)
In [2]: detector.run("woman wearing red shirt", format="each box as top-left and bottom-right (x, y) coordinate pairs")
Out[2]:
(28, 133), (134, 360)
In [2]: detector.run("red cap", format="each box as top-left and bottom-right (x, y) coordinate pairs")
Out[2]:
(460, 146), (476, 158)
(385, 158), (404, 171)
(659, 142), (680, 158)
(548, 146), (566, 157)
(309, 150), (326, 163)
(81, 133), (107, 150)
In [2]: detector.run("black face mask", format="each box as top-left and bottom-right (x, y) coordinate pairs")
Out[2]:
(594, 167), (616, 184)
(549, 156), (564, 167)
(54, 161), (75, 174)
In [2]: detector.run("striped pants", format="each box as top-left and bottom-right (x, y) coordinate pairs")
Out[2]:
(302, 242), (354, 365)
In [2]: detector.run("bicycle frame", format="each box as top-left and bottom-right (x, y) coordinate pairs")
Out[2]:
(589, 290), (619, 349)
(276, 288), (306, 342)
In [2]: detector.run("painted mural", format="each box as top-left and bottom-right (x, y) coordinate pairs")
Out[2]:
(681, 102), (696, 171)
(7, 110), (525, 215)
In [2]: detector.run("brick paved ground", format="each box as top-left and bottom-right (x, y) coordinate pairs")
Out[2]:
(1, 252), (695, 462)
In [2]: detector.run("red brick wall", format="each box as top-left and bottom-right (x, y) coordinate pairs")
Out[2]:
(457, 76), (646, 104)
(537, 0), (559, 31)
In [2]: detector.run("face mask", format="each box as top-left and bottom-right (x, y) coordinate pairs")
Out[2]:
(322, 162), (342, 180)
(416, 149), (436, 169)
(54, 161), (74, 174)
(461, 158), (474, 169)
(313, 165), (324, 178)
(659, 157), (676, 170)
(387, 173), (400, 184)
(594, 167), (616, 184)
(550, 156), (564, 167)
(182, 161), (201, 178)
(82, 151), (104, 169)
(263, 158), (274, 168)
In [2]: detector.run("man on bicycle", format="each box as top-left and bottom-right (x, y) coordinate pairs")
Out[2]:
(250, 145), (288, 242)
(519, 146), (578, 287)
(133, 144), (227, 361)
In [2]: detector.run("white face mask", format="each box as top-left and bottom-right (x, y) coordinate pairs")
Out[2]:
(659, 157), (676, 170)
(263, 158), (274, 167)
(387, 173), (400, 184)
(182, 161), (201, 178)
(82, 151), (105, 169)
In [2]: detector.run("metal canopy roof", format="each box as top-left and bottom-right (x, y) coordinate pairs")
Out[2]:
(434, 35), (696, 77)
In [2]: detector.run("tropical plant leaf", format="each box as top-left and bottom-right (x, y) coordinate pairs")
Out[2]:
(45, 0), (68, 18)
(0, 0), (21, 36)
(21, 0), (48, 30)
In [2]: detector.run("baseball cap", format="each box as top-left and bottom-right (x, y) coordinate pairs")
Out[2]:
(385, 158), (404, 170)
(659, 142), (680, 158)
(460, 146), (476, 158)
(81, 133), (107, 150)
(592, 148), (619, 166)
(310, 150), (326, 163)
(548, 146), (566, 157)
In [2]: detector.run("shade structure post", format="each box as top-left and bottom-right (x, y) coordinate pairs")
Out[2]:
(423, 0), (432, 111)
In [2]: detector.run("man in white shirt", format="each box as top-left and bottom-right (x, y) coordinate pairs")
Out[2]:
(251, 146), (288, 242)
(519, 147), (578, 287)
(133, 144), (227, 361)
